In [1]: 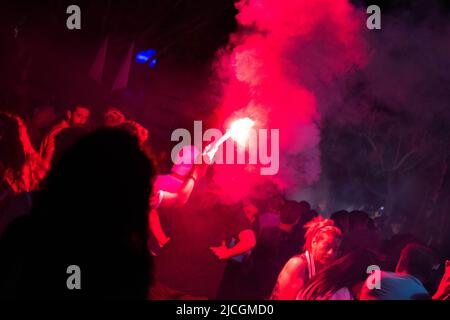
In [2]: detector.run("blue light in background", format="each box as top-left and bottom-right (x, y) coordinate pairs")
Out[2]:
(135, 49), (157, 64)
(149, 58), (157, 68)
(135, 53), (149, 63)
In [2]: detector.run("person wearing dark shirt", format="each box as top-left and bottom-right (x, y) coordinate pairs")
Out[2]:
(250, 200), (306, 299)
(150, 181), (256, 300)
(341, 211), (381, 255)
(216, 200), (260, 299)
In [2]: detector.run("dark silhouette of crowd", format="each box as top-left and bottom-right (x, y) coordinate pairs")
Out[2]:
(0, 106), (449, 300)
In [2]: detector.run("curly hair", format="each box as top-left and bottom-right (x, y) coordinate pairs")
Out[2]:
(303, 216), (342, 252)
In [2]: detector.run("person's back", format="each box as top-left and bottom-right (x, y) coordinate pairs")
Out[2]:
(50, 127), (89, 167)
(360, 270), (430, 300)
(0, 128), (154, 299)
(360, 243), (435, 300)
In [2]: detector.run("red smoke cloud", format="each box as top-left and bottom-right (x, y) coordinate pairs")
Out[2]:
(210, 0), (367, 203)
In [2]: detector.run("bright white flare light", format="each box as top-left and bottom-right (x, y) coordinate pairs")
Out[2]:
(229, 117), (255, 146)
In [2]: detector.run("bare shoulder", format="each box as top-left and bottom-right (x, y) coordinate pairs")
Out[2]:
(282, 255), (307, 274)
(271, 255), (308, 299)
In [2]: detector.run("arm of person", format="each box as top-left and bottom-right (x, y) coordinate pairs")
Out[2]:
(157, 177), (196, 208)
(158, 162), (207, 208)
(39, 121), (68, 168)
(271, 256), (306, 300)
(209, 229), (256, 260)
(148, 208), (170, 248)
(154, 180), (195, 208)
(228, 229), (256, 257)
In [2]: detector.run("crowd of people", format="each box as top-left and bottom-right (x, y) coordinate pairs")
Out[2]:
(0, 104), (448, 299)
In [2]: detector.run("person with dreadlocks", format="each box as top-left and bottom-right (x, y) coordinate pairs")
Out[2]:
(270, 216), (343, 300)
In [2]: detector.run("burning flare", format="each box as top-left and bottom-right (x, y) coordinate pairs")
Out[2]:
(203, 117), (255, 163)
(229, 117), (255, 146)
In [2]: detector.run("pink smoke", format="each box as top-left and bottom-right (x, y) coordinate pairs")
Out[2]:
(210, 0), (367, 203)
